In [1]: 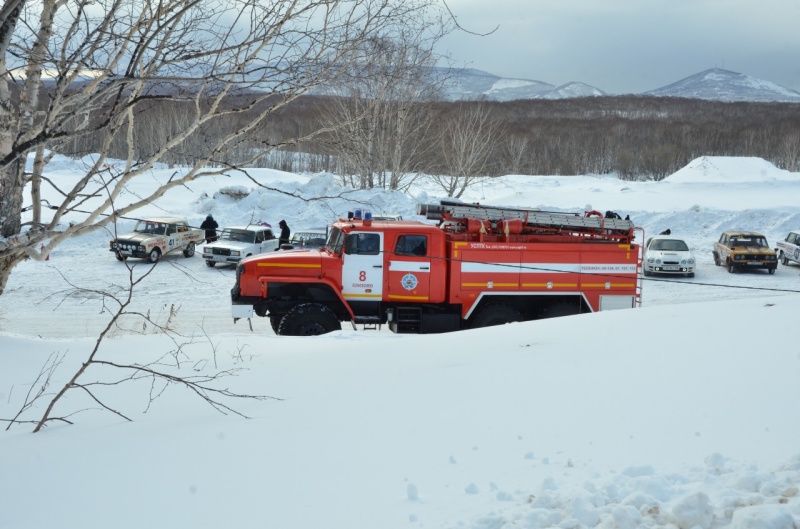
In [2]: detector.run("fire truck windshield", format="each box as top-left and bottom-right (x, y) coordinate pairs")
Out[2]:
(327, 227), (344, 253)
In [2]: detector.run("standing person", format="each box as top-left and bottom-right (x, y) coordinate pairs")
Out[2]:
(278, 220), (290, 247)
(201, 214), (218, 243)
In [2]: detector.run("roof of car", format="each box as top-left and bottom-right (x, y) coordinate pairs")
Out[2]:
(649, 235), (687, 240)
(722, 230), (766, 237)
(141, 216), (186, 223)
(221, 225), (273, 231)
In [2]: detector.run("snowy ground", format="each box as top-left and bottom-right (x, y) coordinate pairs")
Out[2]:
(1, 155), (800, 529)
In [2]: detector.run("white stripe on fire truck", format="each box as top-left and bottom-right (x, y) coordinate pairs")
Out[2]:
(388, 261), (431, 272)
(460, 262), (637, 274)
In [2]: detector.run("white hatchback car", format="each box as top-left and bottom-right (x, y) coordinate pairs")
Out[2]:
(643, 235), (696, 277)
(202, 225), (279, 267)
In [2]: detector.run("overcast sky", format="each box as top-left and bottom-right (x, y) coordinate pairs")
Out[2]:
(438, 0), (800, 94)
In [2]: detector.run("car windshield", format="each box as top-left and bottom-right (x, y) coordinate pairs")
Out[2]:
(220, 230), (255, 243)
(650, 239), (689, 251)
(292, 231), (323, 242)
(134, 221), (165, 234)
(731, 237), (767, 247)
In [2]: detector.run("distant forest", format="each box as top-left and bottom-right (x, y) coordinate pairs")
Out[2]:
(62, 94), (800, 183)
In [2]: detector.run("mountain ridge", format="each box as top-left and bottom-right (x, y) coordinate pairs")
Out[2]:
(444, 67), (800, 103)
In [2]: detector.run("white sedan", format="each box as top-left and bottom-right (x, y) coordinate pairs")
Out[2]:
(643, 235), (696, 278)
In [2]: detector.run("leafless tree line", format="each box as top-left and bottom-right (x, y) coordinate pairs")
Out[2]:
(56, 94), (800, 188)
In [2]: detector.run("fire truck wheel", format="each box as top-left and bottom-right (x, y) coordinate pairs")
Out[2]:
(147, 248), (161, 263)
(278, 303), (342, 336)
(540, 301), (580, 319)
(183, 242), (195, 257)
(470, 303), (522, 329)
(269, 314), (283, 334)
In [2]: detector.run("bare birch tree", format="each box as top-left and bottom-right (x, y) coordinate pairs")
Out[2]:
(0, 0), (449, 295)
(430, 100), (503, 198)
(320, 28), (450, 191)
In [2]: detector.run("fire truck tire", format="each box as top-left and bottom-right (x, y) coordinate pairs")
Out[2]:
(585, 210), (603, 217)
(114, 251), (125, 261)
(269, 314), (283, 334)
(470, 303), (522, 329)
(278, 303), (342, 336)
(147, 248), (161, 263)
(183, 242), (195, 257)
(540, 301), (580, 319)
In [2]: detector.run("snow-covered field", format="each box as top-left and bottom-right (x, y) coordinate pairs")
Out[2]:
(1, 155), (800, 529)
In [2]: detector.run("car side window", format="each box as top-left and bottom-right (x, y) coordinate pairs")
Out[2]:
(395, 235), (427, 257)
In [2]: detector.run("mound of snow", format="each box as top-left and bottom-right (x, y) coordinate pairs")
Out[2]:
(665, 156), (798, 183)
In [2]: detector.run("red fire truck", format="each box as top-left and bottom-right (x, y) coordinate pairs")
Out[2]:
(231, 201), (642, 335)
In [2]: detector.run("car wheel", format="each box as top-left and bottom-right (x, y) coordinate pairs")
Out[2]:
(115, 251), (125, 261)
(769, 267), (776, 275)
(643, 270), (651, 277)
(470, 303), (522, 329)
(712, 252), (721, 266)
(727, 260), (735, 273)
(183, 242), (195, 257)
(277, 303), (341, 336)
(205, 260), (215, 268)
(781, 252), (789, 265)
(147, 248), (161, 263)
(687, 272), (695, 278)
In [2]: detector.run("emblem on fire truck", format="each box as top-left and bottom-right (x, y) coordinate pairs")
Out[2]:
(401, 273), (418, 290)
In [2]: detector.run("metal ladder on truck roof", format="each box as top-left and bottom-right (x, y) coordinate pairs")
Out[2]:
(417, 200), (635, 235)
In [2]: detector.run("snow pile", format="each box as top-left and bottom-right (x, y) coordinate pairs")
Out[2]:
(2, 155), (800, 529)
(666, 156), (799, 183)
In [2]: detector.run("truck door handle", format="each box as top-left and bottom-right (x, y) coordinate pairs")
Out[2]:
(373, 265), (382, 268)
(420, 266), (429, 270)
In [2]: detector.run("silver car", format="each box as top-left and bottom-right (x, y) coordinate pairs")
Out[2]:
(643, 235), (696, 277)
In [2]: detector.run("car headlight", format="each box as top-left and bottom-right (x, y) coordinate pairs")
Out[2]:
(231, 250), (241, 257)
(646, 257), (655, 263)
(687, 258), (695, 265)
(655, 258), (662, 264)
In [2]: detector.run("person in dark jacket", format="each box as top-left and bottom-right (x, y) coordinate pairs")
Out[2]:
(278, 220), (290, 247)
(200, 214), (218, 243)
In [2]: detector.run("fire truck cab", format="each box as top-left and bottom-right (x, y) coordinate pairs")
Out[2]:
(231, 202), (642, 335)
